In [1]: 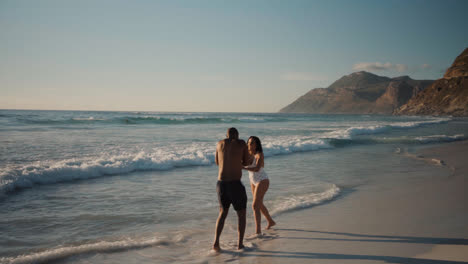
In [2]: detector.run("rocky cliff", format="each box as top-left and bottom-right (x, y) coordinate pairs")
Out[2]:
(279, 71), (433, 114)
(394, 47), (468, 116)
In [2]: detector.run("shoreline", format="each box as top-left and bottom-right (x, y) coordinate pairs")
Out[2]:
(208, 140), (468, 263)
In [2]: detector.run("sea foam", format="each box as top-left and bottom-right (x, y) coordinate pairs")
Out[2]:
(415, 134), (465, 143)
(263, 137), (332, 156)
(0, 236), (174, 264)
(0, 117), (452, 195)
(0, 148), (214, 195)
(325, 117), (450, 140)
(270, 184), (341, 216)
(0, 137), (331, 195)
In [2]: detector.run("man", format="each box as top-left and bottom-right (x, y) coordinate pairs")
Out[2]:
(213, 127), (250, 252)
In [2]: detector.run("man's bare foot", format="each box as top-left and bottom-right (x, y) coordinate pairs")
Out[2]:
(238, 244), (245, 250)
(266, 221), (276, 229)
(212, 244), (221, 252)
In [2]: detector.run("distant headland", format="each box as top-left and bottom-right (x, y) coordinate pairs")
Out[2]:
(280, 47), (468, 116)
(394, 47), (468, 116)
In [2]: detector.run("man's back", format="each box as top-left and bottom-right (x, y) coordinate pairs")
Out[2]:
(216, 138), (249, 181)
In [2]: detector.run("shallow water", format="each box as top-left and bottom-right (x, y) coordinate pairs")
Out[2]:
(0, 110), (467, 263)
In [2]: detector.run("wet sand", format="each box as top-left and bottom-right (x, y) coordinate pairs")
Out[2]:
(208, 141), (468, 263)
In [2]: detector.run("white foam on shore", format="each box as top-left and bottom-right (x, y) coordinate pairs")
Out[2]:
(415, 134), (465, 143)
(396, 147), (447, 167)
(270, 184), (341, 216)
(0, 236), (171, 264)
(325, 118), (451, 140)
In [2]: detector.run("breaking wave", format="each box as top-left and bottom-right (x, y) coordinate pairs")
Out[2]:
(271, 184), (341, 216)
(0, 149), (214, 195)
(0, 117), (455, 196)
(414, 134), (465, 143)
(0, 234), (187, 264)
(324, 118), (450, 139)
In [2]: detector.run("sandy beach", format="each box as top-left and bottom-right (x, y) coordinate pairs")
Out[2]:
(209, 141), (468, 264)
(2, 1), (468, 263)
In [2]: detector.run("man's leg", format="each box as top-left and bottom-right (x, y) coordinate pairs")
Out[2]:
(236, 209), (246, 249)
(213, 207), (228, 252)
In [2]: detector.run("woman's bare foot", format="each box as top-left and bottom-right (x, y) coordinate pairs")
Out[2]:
(238, 244), (245, 250)
(249, 233), (263, 238)
(212, 244), (221, 252)
(266, 221), (276, 229)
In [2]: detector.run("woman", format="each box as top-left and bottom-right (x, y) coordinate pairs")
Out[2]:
(243, 136), (276, 234)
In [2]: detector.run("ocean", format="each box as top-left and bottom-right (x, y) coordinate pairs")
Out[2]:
(0, 110), (467, 264)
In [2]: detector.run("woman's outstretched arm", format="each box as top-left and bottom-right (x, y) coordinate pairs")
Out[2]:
(243, 153), (263, 172)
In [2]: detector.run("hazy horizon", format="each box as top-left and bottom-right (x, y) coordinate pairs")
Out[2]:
(0, 108), (281, 113)
(2, 0), (468, 112)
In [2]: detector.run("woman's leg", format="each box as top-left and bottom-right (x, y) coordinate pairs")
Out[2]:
(257, 179), (276, 229)
(252, 179), (270, 234)
(260, 203), (276, 229)
(250, 183), (259, 234)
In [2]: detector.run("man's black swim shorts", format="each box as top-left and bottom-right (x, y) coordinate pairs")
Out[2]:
(216, 180), (247, 211)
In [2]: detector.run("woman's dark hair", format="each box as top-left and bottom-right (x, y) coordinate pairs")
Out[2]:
(248, 136), (263, 153)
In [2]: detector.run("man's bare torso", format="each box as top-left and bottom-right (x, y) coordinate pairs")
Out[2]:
(216, 138), (249, 181)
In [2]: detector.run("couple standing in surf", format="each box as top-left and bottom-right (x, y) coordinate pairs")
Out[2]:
(212, 127), (276, 252)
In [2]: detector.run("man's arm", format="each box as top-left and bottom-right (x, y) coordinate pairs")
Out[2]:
(215, 143), (219, 166)
(241, 140), (250, 166)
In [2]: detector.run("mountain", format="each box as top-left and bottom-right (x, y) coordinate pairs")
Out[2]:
(394, 47), (468, 116)
(279, 71), (433, 114)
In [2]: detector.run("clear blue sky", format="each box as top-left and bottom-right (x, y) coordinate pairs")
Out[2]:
(1, 0), (467, 112)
